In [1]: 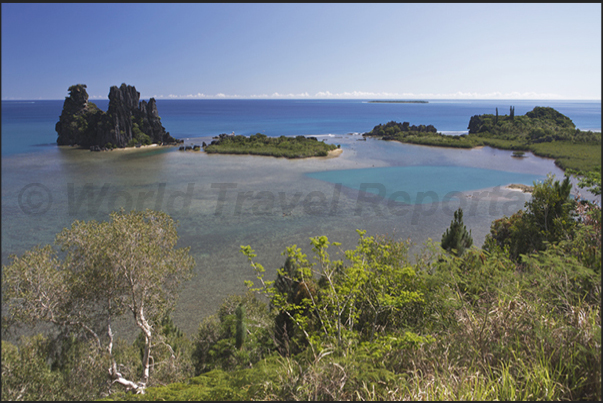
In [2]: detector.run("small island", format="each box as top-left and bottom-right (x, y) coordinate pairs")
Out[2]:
(56, 84), (181, 151)
(363, 121), (441, 142)
(368, 100), (428, 104)
(363, 106), (601, 172)
(204, 133), (340, 158)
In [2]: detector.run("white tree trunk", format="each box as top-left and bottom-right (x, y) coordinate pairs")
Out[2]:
(137, 306), (153, 388)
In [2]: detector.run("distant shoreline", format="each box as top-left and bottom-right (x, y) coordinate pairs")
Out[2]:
(58, 143), (180, 152)
(368, 100), (428, 104)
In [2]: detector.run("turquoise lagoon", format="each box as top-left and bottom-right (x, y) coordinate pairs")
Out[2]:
(306, 165), (544, 204)
(3, 99), (595, 337)
(1, 135), (561, 337)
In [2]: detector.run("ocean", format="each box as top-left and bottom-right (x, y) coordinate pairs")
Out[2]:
(2, 99), (601, 156)
(1, 98), (600, 337)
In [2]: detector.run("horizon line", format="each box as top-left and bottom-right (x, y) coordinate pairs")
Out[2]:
(3, 96), (601, 101)
(2, 90), (601, 102)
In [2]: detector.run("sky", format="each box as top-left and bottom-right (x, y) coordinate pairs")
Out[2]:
(1, 3), (601, 100)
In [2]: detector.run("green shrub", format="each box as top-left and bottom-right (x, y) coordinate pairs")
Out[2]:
(192, 292), (276, 375)
(205, 135), (337, 158)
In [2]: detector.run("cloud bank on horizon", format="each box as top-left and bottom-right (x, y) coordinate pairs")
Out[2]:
(83, 91), (571, 101)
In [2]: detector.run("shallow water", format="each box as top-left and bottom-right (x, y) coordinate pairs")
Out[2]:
(2, 134), (570, 337)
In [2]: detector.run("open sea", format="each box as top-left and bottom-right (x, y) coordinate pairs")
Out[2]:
(2, 98), (601, 338)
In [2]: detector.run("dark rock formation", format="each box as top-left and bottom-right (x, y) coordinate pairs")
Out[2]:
(56, 83), (177, 148)
(56, 84), (104, 147)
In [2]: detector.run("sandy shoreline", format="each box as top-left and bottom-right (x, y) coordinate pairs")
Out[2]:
(205, 147), (344, 159)
(112, 143), (159, 151)
(60, 143), (180, 152)
(62, 142), (343, 159)
(325, 148), (343, 158)
(504, 183), (534, 193)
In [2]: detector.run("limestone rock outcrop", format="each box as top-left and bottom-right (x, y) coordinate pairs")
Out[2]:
(56, 83), (177, 148)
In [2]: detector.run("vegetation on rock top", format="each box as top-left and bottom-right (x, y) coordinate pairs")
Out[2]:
(204, 133), (339, 158)
(363, 106), (601, 172)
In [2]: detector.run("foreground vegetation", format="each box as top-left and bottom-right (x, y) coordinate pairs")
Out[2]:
(204, 133), (339, 158)
(2, 170), (600, 401)
(363, 106), (601, 172)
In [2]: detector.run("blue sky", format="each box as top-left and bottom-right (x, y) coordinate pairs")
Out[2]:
(2, 3), (601, 100)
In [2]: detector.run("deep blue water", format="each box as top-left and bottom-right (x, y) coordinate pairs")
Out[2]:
(2, 99), (600, 157)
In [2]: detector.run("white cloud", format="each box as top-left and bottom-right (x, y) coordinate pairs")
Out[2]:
(103, 90), (579, 100)
(5, 89), (593, 101)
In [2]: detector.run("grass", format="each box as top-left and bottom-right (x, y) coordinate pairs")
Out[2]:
(364, 107), (601, 173)
(104, 298), (600, 400)
(377, 133), (600, 172)
(102, 246), (601, 401)
(528, 141), (602, 171)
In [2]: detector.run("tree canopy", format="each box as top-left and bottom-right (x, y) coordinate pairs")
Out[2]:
(2, 209), (195, 394)
(483, 175), (586, 262)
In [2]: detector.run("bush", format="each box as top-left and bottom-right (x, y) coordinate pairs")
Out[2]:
(192, 292), (276, 375)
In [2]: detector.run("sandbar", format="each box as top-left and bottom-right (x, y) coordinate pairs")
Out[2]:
(112, 143), (160, 151)
(505, 183), (534, 193)
(326, 148), (343, 158)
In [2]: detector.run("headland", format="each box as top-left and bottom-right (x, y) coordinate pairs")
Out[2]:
(362, 106), (601, 172)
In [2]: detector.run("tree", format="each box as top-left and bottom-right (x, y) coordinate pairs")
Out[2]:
(441, 208), (473, 256)
(2, 209), (195, 395)
(235, 304), (246, 350)
(484, 175), (578, 261)
(524, 174), (576, 246)
(242, 232), (430, 357)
